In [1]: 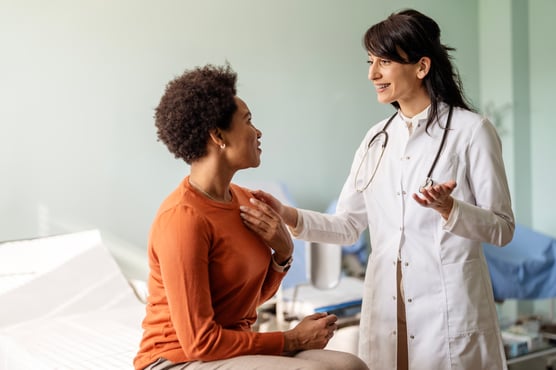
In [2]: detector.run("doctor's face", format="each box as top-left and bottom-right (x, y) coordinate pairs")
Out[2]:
(367, 52), (425, 108)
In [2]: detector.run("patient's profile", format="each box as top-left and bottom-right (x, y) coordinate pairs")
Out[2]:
(133, 64), (368, 370)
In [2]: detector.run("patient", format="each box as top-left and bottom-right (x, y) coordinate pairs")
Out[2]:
(134, 64), (368, 370)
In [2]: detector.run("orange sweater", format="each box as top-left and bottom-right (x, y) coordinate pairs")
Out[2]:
(134, 177), (285, 369)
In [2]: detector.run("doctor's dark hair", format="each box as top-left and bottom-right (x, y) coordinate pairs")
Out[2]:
(154, 64), (238, 164)
(363, 9), (474, 129)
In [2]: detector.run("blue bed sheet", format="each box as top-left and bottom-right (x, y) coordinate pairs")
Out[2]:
(483, 224), (556, 301)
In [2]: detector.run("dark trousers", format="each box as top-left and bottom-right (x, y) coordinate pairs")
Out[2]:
(397, 261), (408, 370)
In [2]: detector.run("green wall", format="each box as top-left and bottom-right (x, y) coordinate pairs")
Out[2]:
(0, 0), (480, 249)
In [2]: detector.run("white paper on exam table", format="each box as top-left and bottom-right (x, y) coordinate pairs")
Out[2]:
(0, 230), (140, 325)
(0, 230), (144, 369)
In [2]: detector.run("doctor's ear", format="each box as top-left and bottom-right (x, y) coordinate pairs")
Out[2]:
(416, 57), (431, 79)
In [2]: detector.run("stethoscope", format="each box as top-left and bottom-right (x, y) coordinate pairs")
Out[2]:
(354, 105), (453, 193)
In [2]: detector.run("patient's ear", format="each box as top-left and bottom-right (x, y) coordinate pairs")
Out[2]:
(208, 129), (225, 149)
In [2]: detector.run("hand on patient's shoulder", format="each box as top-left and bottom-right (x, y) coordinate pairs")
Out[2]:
(251, 190), (282, 213)
(250, 191), (298, 227)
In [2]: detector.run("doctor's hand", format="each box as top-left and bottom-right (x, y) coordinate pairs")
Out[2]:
(413, 180), (456, 220)
(283, 312), (338, 353)
(240, 197), (293, 262)
(250, 190), (299, 228)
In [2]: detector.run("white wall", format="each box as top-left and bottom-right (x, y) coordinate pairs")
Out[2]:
(0, 0), (481, 260)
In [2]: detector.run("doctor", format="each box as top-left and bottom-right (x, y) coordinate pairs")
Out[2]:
(241, 9), (515, 370)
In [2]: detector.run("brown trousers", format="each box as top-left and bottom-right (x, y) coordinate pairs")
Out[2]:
(397, 261), (408, 370)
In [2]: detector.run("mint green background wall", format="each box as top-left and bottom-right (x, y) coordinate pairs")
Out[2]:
(529, 0), (555, 236)
(0, 0), (480, 249)
(529, 0), (556, 321)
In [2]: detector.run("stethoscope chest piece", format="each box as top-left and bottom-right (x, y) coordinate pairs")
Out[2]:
(418, 177), (434, 193)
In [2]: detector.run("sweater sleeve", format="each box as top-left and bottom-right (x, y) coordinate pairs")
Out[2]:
(153, 206), (284, 361)
(259, 262), (286, 304)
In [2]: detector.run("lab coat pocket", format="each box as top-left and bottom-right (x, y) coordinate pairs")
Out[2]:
(431, 152), (458, 186)
(442, 259), (495, 337)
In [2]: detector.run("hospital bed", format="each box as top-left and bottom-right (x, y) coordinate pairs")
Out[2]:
(0, 230), (145, 369)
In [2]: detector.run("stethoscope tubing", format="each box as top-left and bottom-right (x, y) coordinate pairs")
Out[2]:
(355, 105), (453, 193)
(419, 106), (453, 193)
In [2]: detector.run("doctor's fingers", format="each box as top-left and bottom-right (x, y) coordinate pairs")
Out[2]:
(416, 187), (437, 204)
(251, 190), (283, 212)
(441, 179), (457, 191)
(249, 196), (283, 218)
(426, 183), (454, 201)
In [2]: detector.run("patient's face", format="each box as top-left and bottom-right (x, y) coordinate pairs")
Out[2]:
(222, 97), (262, 170)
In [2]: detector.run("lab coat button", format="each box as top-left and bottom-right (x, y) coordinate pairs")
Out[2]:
(392, 330), (397, 335)
(406, 156), (410, 160)
(402, 191), (407, 195)
(392, 296), (396, 300)
(404, 262), (409, 266)
(410, 335), (415, 339)
(396, 192), (400, 196)
(407, 298), (413, 303)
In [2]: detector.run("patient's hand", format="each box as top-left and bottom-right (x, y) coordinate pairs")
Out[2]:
(240, 197), (293, 261)
(283, 313), (338, 352)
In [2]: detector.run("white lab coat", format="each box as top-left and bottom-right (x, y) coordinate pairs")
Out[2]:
(294, 104), (514, 370)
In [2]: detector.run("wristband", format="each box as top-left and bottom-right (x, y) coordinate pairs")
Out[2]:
(271, 254), (293, 273)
